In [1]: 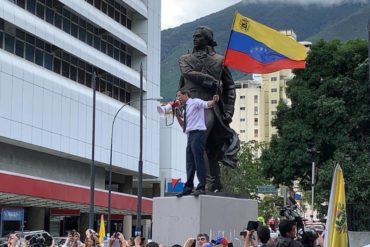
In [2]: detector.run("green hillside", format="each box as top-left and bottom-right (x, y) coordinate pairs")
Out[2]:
(160, 1), (370, 100)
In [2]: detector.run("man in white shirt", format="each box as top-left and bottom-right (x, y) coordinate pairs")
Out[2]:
(175, 89), (219, 197)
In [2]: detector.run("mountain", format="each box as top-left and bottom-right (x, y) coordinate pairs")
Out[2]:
(160, 1), (370, 100)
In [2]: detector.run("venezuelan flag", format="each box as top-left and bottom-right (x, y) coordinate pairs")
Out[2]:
(224, 12), (307, 74)
(323, 164), (348, 247)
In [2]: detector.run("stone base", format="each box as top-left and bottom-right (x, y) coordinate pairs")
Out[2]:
(152, 194), (257, 246)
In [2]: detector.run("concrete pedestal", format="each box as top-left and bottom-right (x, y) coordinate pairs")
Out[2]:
(152, 195), (257, 246)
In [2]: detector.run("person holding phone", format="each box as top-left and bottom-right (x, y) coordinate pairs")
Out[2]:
(241, 225), (271, 247)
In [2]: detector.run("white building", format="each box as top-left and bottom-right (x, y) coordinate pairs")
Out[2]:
(0, 0), (160, 238)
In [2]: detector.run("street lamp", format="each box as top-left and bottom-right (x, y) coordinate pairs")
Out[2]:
(107, 96), (162, 235)
(107, 63), (162, 236)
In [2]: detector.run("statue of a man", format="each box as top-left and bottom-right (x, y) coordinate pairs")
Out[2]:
(178, 26), (240, 192)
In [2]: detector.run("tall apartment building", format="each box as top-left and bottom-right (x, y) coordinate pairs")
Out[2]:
(230, 80), (262, 144)
(0, 0), (160, 237)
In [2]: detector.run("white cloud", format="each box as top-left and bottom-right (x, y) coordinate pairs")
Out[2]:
(161, 0), (240, 30)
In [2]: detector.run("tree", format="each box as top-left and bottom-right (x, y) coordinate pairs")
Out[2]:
(221, 140), (269, 199)
(260, 39), (370, 217)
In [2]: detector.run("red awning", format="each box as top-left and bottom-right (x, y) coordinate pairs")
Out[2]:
(0, 170), (152, 215)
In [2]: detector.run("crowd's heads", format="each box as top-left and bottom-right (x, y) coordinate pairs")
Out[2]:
(279, 220), (297, 239)
(212, 237), (228, 247)
(257, 226), (270, 244)
(7, 233), (20, 247)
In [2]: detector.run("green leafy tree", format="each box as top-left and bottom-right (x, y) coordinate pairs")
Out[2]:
(258, 195), (284, 221)
(221, 140), (270, 199)
(260, 39), (370, 219)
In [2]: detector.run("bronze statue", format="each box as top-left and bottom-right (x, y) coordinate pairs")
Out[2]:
(178, 26), (240, 192)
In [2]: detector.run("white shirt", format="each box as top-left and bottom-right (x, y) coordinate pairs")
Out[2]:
(184, 98), (209, 134)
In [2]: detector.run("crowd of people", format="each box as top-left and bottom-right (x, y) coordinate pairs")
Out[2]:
(4, 219), (323, 247)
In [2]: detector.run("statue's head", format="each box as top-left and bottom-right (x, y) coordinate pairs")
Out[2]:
(193, 26), (217, 49)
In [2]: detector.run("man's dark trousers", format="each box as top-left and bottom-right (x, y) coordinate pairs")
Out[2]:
(184, 130), (207, 190)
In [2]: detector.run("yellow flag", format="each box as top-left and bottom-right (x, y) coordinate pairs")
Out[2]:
(323, 164), (348, 247)
(98, 214), (106, 244)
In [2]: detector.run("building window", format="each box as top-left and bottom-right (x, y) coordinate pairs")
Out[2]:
(254, 118), (258, 126)
(271, 100), (278, 104)
(240, 107), (245, 111)
(254, 106), (258, 115)
(271, 88), (277, 92)
(271, 77), (277, 81)
(0, 18), (132, 104)
(254, 95), (258, 103)
(254, 129), (258, 138)
(240, 118), (246, 122)
(271, 111), (277, 116)
(240, 130), (245, 133)
(240, 95), (245, 99)
(13, 0), (132, 67)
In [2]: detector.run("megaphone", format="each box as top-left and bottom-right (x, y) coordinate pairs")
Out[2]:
(157, 101), (180, 117)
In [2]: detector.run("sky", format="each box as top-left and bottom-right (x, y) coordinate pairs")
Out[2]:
(161, 0), (240, 30)
(161, 0), (369, 30)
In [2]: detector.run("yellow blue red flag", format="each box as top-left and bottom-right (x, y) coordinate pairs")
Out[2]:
(224, 12), (307, 74)
(323, 164), (348, 247)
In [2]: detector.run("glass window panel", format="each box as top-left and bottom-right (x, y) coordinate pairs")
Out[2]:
(114, 10), (120, 22)
(94, 0), (101, 8)
(113, 86), (118, 99)
(126, 55), (131, 67)
(36, 39), (44, 49)
(62, 52), (70, 62)
(78, 59), (85, 69)
(45, 7), (54, 23)
(16, 29), (25, 39)
(86, 64), (93, 73)
(26, 34), (35, 45)
(102, 2), (107, 14)
(100, 40), (106, 53)
(26, 0), (36, 13)
(36, 3), (45, 19)
(53, 57), (61, 73)
(5, 34), (15, 53)
(119, 51), (126, 64)
(99, 80), (106, 92)
(44, 53), (53, 70)
(62, 61), (69, 77)
(62, 18), (70, 33)
(85, 73), (92, 87)
(107, 83), (112, 95)
(15, 39), (24, 57)
(119, 88), (125, 102)
(17, 0), (26, 8)
(63, 8), (70, 19)
(86, 32), (93, 46)
(120, 14), (126, 26)
(70, 55), (78, 66)
(125, 92), (130, 103)
(71, 13), (78, 23)
(54, 14), (62, 28)
(93, 36), (100, 50)
(79, 18), (86, 28)
(113, 47), (119, 60)
(127, 19), (131, 30)
(108, 5), (114, 18)
(25, 43), (35, 62)
(35, 49), (43, 66)
(107, 44), (113, 56)
(44, 43), (51, 52)
(79, 28), (86, 42)
(86, 22), (93, 32)
(77, 68), (85, 84)
(70, 65), (77, 81)
(71, 23), (78, 37)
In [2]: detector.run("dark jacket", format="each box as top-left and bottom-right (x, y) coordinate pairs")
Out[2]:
(272, 237), (303, 247)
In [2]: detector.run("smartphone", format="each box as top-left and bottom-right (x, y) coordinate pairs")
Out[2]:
(239, 231), (247, 237)
(246, 221), (260, 231)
